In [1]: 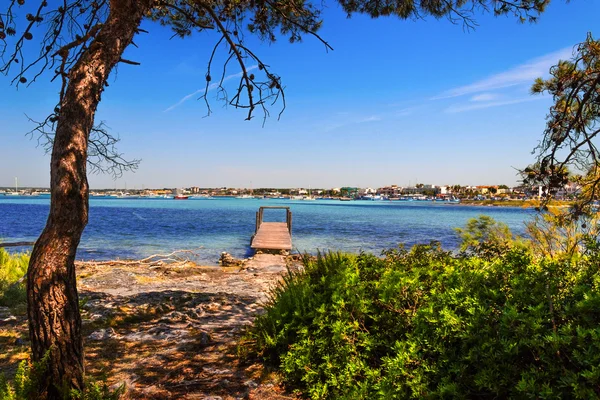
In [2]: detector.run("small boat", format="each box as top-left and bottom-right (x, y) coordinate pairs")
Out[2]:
(174, 195), (189, 200)
(443, 197), (461, 204)
(303, 187), (316, 200)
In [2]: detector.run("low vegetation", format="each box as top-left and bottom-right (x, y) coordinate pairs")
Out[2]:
(249, 218), (600, 399)
(0, 248), (29, 311)
(0, 355), (123, 400)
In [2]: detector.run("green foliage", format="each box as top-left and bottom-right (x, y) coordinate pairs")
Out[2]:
(528, 33), (600, 215)
(0, 351), (50, 400)
(454, 215), (527, 257)
(69, 380), (125, 400)
(0, 353), (124, 400)
(0, 248), (29, 309)
(250, 244), (600, 399)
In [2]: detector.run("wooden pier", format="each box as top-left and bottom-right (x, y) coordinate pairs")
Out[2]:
(251, 206), (292, 251)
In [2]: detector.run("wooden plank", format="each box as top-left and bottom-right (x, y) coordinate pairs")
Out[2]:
(251, 222), (292, 250)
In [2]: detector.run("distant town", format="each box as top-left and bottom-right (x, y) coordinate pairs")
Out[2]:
(0, 182), (582, 201)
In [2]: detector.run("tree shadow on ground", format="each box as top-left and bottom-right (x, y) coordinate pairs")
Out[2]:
(0, 314), (29, 378)
(81, 289), (289, 399)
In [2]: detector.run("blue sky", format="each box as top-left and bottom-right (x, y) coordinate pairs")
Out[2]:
(1, 0), (599, 189)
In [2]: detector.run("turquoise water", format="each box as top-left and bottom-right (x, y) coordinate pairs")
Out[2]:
(0, 197), (534, 265)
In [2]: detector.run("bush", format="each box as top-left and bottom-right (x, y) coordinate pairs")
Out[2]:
(0, 248), (29, 309)
(0, 352), (50, 400)
(250, 244), (600, 399)
(0, 354), (124, 400)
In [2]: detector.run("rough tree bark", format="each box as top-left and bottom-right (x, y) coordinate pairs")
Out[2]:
(26, 1), (153, 397)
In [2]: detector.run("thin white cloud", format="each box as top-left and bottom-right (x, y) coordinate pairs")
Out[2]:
(359, 116), (382, 123)
(445, 96), (543, 113)
(164, 65), (258, 112)
(395, 107), (416, 117)
(321, 114), (382, 132)
(470, 93), (498, 102)
(432, 47), (573, 100)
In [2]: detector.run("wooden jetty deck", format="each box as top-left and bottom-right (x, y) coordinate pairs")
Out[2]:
(251, 207), (292, 251)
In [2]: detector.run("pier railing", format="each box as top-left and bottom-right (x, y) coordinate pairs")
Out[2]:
(255, 206), (292, 236)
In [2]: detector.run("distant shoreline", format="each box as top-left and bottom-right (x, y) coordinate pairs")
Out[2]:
(459, 199), (573, 208)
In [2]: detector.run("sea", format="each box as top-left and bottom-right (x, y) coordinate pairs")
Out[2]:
(0, 196), (535, 265)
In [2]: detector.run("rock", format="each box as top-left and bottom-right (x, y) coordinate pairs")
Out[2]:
(88, 313), (106, 321)
(287, 254), (303, 262)
(0, 307), (16, 324)
(198, 330), (212, 345)
(123, 324), (189, 341)
(88, 331), (104, 341)
(202, 367), (231, 375)
(158, 311), (188, 323)
(88, 327), (119, 341)
(243, 379), (258, 388)
(219, 252), (244, 267)
(110, 379), (132, 391)
(0, 306), (11, 318)
(205, 302), (222, 312)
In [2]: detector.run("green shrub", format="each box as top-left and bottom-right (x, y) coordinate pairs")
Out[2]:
(70, 380), (125, 400)
(0, 352), (50, 400)
(0, 248), (29, 309)
(0, 353), (124, 400)
(250, 244), (600, 399)
(454, 215), (530, 258)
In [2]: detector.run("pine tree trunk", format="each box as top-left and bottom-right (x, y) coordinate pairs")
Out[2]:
(27, 1), (152, 398)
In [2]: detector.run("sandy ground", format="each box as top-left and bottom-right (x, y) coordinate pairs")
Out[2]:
(0, 254), (298, 399)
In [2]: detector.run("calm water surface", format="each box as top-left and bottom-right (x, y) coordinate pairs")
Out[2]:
(0, 197), (534, 265)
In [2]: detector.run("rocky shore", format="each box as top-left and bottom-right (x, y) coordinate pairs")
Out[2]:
(0, 254), (301, 399)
